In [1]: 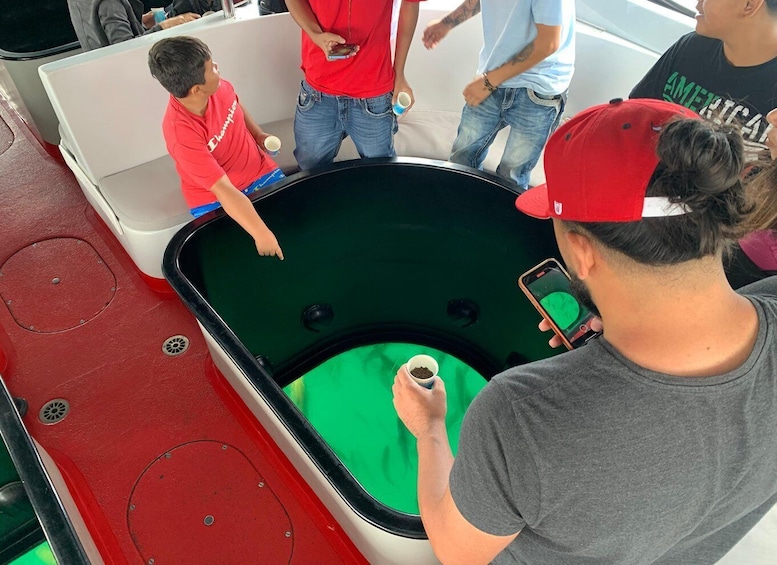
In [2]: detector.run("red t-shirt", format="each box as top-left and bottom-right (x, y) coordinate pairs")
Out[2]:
(301, 0), (423, 98)
(162, 79), (278, 208)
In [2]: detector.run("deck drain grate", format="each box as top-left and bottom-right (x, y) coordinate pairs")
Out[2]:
(162, 335), (190, 356)
(39, 399), (70, 425)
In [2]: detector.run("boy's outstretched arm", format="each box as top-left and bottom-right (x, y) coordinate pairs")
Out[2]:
(209, 175), (284, 260)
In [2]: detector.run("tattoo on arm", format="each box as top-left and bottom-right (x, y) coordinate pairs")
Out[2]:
(509, 41), (535, 65)
(442, 0), (481, 27)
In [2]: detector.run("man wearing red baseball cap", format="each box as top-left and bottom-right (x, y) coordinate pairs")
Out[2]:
(393, 98), (777, 564)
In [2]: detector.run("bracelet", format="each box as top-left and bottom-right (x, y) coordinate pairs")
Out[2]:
(482, 72), (497, 93)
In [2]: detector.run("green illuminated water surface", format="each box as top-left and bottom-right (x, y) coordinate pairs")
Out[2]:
(9, 542), (55, 565)
(283, 342), (487, 515)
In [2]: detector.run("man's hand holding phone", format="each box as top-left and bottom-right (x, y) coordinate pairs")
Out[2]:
(519, 258), (603, 350)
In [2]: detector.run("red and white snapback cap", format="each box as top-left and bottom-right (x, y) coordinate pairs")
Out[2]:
(515, 98), (700, 222)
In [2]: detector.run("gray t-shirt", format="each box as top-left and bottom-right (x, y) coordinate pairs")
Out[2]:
(450, 277), (777, 565)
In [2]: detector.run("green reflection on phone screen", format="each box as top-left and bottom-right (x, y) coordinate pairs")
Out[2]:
(540, 291), (580, 331)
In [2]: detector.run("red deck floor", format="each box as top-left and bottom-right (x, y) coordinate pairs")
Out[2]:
(0, 100), (366, 564)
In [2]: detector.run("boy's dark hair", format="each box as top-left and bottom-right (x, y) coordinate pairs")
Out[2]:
(148, 36), (211, 98)
(565, 119), (754, 265)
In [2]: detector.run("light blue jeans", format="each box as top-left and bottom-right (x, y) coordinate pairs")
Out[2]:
(293, 80), (398, 171)
(451, 87), (565, 190)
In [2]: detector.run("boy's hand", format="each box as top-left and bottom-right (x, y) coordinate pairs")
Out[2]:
(254, 132), (270, 150)
(463, 75), (492, 107)
(392, 76), (415, 113)
(312, 31), (347, 57)
(254, 230), (284, 260)
(422, 19), (452, 50)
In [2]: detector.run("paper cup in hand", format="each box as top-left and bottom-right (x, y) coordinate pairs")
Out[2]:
(405, 354), (439, 389)
(393, 91), (412, 116)
(263, 135), (281, 156)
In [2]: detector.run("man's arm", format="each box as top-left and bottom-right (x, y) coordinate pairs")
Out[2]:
(392, 1), (421, 107)
(422, 0), (480, 50)
(97, 0), (138, 45)
(417, 431), (519, 564)
(97, 0), (199, 44)
(209, 175), (284, 259)
(486, 24), (561, 86)
(285, 0), (348, 57)
(393, 369), (518, 565)
(463, 23), (561, 107)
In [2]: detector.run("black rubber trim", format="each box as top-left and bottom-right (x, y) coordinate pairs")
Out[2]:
(0, 525), (46, 564)
(0, 42), (80, 62)
(163, 157), (519, 539)
(0, 377), (90, 564)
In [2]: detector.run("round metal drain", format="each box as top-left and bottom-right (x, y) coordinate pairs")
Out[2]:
(39, 399), (70, 425)
(162, 335), (189, 356)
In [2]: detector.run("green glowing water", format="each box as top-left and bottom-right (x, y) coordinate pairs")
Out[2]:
(9, 542), (55, 565)
(283, 342), (487, 515)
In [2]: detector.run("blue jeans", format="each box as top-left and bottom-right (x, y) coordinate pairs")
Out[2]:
(293, 80), (398, 171)
(450, 87), (565, 190)
(189, 168), (285, 218)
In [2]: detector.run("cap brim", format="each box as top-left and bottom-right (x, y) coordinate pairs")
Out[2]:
(515, 183), (552, 219)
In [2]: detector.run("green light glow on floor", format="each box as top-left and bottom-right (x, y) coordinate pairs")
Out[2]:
(283, 342), (487, 514)
(9, 542), (56, 565)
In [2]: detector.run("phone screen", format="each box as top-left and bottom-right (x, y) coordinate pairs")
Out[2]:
(520, 259), (601, 348)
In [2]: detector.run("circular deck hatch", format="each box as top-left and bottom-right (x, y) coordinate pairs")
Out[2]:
(128, 440), (293, 563)
(0, 238), (116, 332)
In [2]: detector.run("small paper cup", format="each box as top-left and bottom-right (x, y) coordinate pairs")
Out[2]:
(393, 91), (412, 116)
(151, 7), (166, 23)
(405, 354), (439, 389)
(264, 135), (281, 156)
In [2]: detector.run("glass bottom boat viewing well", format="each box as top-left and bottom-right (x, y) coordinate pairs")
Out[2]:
(165, 158), (559, 564)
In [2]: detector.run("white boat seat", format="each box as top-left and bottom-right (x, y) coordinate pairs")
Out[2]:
(95, 111), (533, 235)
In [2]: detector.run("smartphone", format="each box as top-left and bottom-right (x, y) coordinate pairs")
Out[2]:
(327, 43), (359, 60)
(518, 258), (602, 350)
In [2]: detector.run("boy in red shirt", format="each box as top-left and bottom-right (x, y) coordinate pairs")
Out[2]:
(148, 36), (285, 259)
(286, 0), (423, 170)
